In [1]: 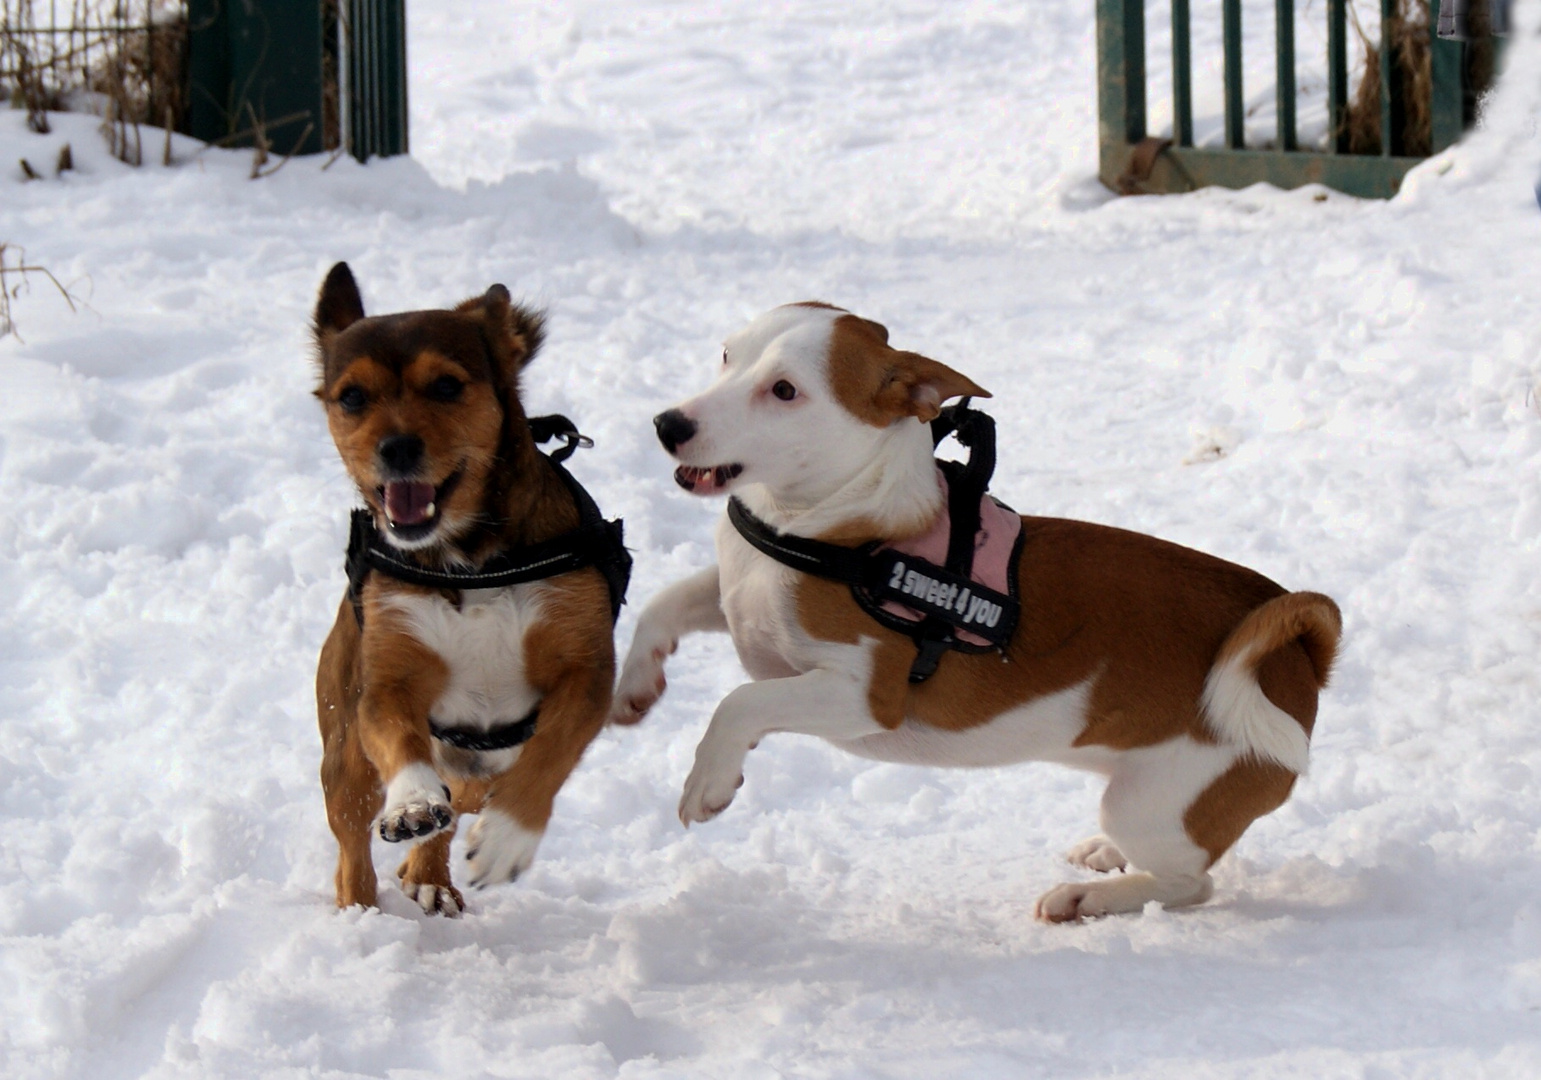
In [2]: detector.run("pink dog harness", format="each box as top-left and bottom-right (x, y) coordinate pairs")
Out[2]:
(872, 472), (1021, 648)
(728, 400), (1023, 682)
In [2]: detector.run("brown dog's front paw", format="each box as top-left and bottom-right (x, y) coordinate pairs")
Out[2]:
(380, 800), (452, 843)
(379, 764), (454, 843)
(464, 809), (544, 888)
(402, 880), (464, 917)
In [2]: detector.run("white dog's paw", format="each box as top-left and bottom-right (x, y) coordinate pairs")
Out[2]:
(678, 744), (745, 826)
(609, 639), (673, 725)
(1065, 835), (1128, 873)
(1034, 873), (1213, 923)
(1034, 882), (1108, 923)
(379, 763), (453, 843)
(464, 809), (543, 888)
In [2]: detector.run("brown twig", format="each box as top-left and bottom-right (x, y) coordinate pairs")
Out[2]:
(254, 122), (314, 179)
(0, 242), (82, 342)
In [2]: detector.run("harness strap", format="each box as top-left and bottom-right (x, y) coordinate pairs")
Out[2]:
(429, 707), (539, 752)
(346, 415), (631, 625)
(906, 400), (996, 681)
(727, 401), (1019, 683)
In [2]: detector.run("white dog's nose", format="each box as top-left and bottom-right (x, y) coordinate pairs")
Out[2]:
(653, 409), (698, 453)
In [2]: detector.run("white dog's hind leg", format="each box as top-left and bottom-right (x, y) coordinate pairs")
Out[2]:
(1036, 738), (1234, 922)
(679, 666), (886, 825)
(611, 566), (727, 725)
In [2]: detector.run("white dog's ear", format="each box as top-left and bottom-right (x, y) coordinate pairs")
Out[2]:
(875, 352), (990, 423)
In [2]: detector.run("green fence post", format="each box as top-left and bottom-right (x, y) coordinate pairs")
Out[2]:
(346, 0), (409, 160)
(1172, 0), (1193, 147)
(1096, 0), (1146, 190)
(185, 0), (325, 154)
(1223, 0), (1244, 148)
(1429, 0), (1465, 152)
(1276, 0), (1297, 150)
(1327, 0), (1349, 152)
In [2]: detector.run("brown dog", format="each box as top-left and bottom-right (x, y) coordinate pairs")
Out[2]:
(312, 263), (623, 915)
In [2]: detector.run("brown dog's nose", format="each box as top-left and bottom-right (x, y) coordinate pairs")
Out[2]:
(654, 410), (697, 454)
(377, 434), (425, 475)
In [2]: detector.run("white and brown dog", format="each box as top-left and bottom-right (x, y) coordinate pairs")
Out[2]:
(612, 302), (1340, 921)
(313, 264), (622, 915)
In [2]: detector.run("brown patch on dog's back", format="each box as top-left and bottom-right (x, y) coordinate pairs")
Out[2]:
(797, 515), (1288, 747)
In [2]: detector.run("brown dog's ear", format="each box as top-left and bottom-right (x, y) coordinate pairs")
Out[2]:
(873, 352), (990, 423)
(314, 262), (365, 346)
(457, 284), (546, 374)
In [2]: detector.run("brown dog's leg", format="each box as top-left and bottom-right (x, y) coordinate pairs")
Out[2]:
(464, 669), (610, 888)
(356, 629), (454, 844)
(396, 830), (463, 916)
(393, 777), (489, 916)
(322, 726), (384, 909)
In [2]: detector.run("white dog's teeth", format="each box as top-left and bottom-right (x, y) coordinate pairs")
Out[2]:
(425, 501), (436, 517)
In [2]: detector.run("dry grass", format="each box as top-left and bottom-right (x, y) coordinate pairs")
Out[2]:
(1, 1), (187, 161)
(1343, 0), (1433, 156)
(0, 242), (80, 341)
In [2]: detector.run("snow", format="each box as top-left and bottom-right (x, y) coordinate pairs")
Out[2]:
(2, 0), (1541, 1075)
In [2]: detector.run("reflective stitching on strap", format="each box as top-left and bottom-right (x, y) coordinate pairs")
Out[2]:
(344, 416), (632, 626)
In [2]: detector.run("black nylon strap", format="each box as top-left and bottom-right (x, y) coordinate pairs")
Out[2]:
(429, 708), (539, 752)
(346, 416), (631, 624)
(353, 511), (621, 592)
(726, 497), (880, 588)
(726, 403), (1018, 683)
(906, 398), (997, 681)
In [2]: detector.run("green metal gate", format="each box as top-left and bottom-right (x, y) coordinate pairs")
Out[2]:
(344, 0), (408, 161)
(1097, 0), (1477, 198)
(185, 0), (406, 161)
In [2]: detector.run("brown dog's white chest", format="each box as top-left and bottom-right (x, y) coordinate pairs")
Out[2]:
(381, 584), (548, 774)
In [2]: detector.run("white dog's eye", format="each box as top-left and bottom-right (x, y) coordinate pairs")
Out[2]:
(772, 380), (797, 402)
(722, 347), (728, 366)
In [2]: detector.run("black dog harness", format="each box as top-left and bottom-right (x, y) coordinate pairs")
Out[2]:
(344, 414), (633, 751)
(728, 400), (1021, 684)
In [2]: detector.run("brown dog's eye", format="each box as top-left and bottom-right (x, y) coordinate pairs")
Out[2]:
(425, 375), (464, 402)
(772, 380), (797, 401)
(337, 386), (367, 413)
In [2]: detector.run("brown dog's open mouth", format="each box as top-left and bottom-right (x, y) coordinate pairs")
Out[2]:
(674, 463), (743, 496)
(379, 469), (463, 539)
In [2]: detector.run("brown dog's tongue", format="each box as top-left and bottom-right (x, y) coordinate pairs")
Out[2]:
(384, 481), (436, 526)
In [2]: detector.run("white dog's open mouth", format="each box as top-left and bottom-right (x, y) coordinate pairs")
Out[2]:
(674, 463), (743, 495)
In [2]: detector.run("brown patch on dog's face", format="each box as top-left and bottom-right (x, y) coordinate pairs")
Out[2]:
(825, 314), (990, 427)
(311, 263), (546, 551)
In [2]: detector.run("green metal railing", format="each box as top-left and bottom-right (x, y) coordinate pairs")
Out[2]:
(1097, 0), (1473, 198)
(345, 0), (408, 161)
(186, 0), (406, 161)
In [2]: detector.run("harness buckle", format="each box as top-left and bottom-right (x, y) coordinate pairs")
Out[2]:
(908, 634), (953, 683)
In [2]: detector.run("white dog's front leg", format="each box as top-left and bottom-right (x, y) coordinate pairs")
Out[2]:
(679, 667), (885, 825)
(611, 566), (728, 725)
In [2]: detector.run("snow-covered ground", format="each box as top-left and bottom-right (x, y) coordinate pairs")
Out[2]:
(3, 1), (1541, 1076)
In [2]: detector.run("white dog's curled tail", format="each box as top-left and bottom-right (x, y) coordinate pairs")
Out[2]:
(1200, 591), (1342, 775)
